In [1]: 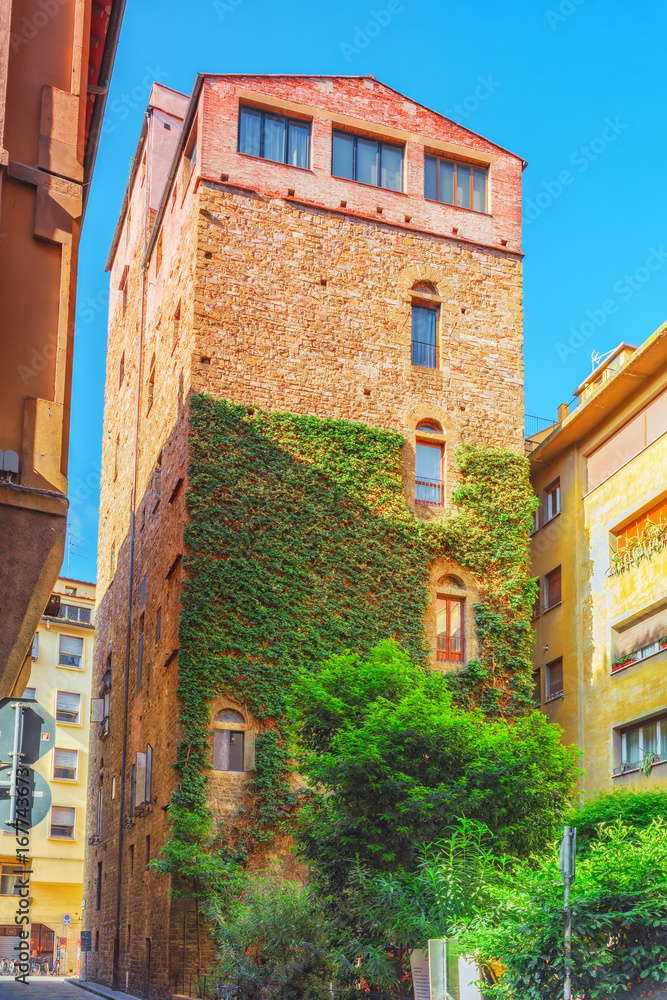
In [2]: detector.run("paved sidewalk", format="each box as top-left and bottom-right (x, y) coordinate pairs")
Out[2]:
(69, 979), (140, 1000)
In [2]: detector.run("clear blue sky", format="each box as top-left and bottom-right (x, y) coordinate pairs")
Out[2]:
(68, 0), (667, 582)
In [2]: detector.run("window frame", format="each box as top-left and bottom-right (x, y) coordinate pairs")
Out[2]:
(53, 747), (79, 782)
(415, 424), (445, 508)
(546, 657), (564, 701)
(424, 153), (489, 213)
(50, 805), (76, 840)
(619, 714), (667, 774)
(544, 566), (562, 611)
(0, 864), (22, 896)
(411, 302), (439, 369)
(435, 595), (465, 662)
(544, 479), (561, 523)
(331, 129), (404, 192)
(55, 690), (82, 726)
(58, 633), (84, 670)
(238, 105), (312, 170)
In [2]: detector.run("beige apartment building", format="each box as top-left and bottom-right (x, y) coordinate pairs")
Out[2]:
(0, 576), (94, 974)
(529, 324), (667, 795)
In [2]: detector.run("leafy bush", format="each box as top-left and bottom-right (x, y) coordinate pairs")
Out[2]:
(208, 865), (335, 1000)
(571, 789), (667, 853)
(462, 819), (667, 999)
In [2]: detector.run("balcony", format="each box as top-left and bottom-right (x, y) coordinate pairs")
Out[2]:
(436, 634), (464, 662)
(416, 477), (444, 507)
(411, 341), (437, 369)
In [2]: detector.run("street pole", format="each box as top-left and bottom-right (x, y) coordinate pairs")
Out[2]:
(559, 825), (576, 1000)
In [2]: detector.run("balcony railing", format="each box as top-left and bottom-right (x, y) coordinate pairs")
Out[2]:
(411, 340), (437, 368)
(416, 477), (443, 506)
(436, 634), (464, 662)
(612, 752), (667, 777)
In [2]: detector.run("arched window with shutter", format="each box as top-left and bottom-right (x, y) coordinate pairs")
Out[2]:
(212, 708), (255, 773)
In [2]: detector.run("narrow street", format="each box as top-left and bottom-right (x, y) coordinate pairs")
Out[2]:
(0, 981), (81, 1000)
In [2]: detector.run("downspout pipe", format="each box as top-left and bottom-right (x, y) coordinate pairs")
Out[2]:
(112, 105), (152, 991)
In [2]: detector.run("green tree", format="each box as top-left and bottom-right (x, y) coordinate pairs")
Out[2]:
(292, 639), (581, 890)
(462, 819), (667, 1000)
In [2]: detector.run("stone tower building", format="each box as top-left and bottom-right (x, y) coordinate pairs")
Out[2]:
(84, 74), (525, 996)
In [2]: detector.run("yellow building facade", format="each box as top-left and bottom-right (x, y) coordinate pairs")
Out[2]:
(530, 324), (667, 796)
(0, 576), (94, 974)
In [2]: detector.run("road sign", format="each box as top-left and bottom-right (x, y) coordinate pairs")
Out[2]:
(0, 698), (56, 765)
(0, 764), (51, 830)
(63, 914), (71, 925)
(80, 931), (91, 952)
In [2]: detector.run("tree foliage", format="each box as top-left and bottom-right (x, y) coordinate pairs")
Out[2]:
(570, 788), (667, 854)
(292, 639), (580, 888)
(462, 819), (667, 1000)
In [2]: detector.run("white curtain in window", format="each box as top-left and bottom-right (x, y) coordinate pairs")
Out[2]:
(239, 109), (261, 156)
(356, 139), (378, 185)
(380, 144), (403, 191)
(288, 123), (309, 168)
(263, 115), (286, 162)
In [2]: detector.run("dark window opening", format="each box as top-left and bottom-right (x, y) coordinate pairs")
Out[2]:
(546, 658), (564, 700)
(545, 566), (562, 610)
(213, 729), (245, 772)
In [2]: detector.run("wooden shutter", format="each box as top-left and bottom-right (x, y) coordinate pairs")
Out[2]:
(91, 698), (104, 723)
(546, 567), (561, 608)
(145, 744), (152, 803)
(547, 659), (563, 698)
(135, 752), (146, 806)
(228, 731), (245, 772)
(618, 605), (667, 657)
(244, 730), (256, 771)
(213, 730), (229, 771)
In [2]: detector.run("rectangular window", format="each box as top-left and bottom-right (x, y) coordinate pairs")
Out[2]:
(119, 350), (125, 388)
(213, 730), (246, 772)
(436, 597), (465, 662)
(411, 304), (438, 369)
(55, 603), (92, 624)
(145, 744), (152, 804)
(126, 924), (131, 954)
(613, 604), (667, 669)
(155, 607), (162, 644)
(130, 764), (136, 817)
(137, 614), (145, 687)
(56, 691), (81, 725)
(0, 865), (22, 896)
(54, 748), (78, 781)
(532, 592), (541, 620)
(96, 787), (103, 838)
(96, 862), (102, 910)
(546, 658), (564, 700)
(332, 130), (403, 191)
(614, 495), (667, 558)
(95, 931), (99, 953)
(545, 480), (561, 522)
(58, 635), (83, 669)
(238, 107), (310, 168)
(424, 154), (488, 212)
(145, 834), (151, 869)
(129, 843), (134, 873)
(415, 442), (444, 506)
(23, 687), (36, 700)
(532, 669), (541, 705)
(544, 567), (562, 610)
(587, 387), (667, 491)
(51, 806), (76, 840)
(31, 634), (39, 659)
(620, 715), (667, 772)
(139, 576), (146, 607)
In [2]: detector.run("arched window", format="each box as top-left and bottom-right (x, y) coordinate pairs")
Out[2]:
(415, 421), (444, 507)
(411, 282), (440, 369)
(436, 582), (465, 662)
(212, 708), (254, 773)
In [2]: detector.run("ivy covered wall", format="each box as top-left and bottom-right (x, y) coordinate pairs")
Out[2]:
(157, 393), (537, 892)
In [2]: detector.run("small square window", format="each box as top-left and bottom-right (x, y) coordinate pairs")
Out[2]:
(56, 691), (82, 726)
(50, 806), (76, 839)
(23, 686), (37, 701)
(58, 635), (83, 669)
(53, 748), (78, 781)
(0, 864), (22, 896)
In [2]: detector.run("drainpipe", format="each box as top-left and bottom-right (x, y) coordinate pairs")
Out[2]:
(112, 106), (152, 991)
